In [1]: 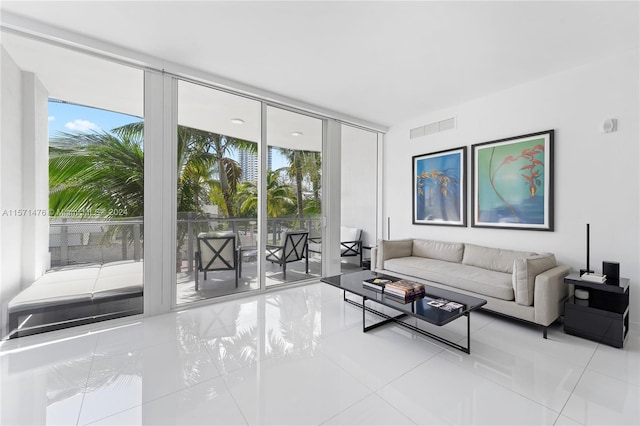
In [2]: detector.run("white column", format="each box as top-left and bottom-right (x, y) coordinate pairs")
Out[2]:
(323, 119), (341, 277)
(143, 71), (176, 316)
(376, 132), (385, 243)
(21, 72), (49, 283)
(259, 103), (267, 289)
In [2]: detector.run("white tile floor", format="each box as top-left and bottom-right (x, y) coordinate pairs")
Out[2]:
(1, 282), (638, 426)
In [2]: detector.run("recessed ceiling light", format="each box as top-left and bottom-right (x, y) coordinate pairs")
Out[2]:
(291, 131), (303, 137)
(231, 118), (245, 124)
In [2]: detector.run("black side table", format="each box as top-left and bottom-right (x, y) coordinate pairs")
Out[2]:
(564, 273), (629, 348)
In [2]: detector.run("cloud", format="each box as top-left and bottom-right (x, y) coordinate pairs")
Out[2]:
(48, 116), (55, 121)
(65, 119), (100, 132)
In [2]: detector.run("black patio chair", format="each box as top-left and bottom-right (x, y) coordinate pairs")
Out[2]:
(195, 233), (240, 290)
(307, 226), (363, 267)
(265, 230), (309, 280)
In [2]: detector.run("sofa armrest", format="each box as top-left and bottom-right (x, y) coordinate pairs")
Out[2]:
(533, 264), (571, 326)
(370, 247), (378, 270)
(376, 239), (413, 270)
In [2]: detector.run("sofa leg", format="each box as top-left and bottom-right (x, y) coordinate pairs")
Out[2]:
(543, 326), (548, 339)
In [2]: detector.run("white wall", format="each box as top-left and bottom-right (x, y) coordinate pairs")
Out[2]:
(1, 46), (24, 336)
(0, 48), (50, 337)
(383, 49), (639, 327)
(21, 71), (49, 282)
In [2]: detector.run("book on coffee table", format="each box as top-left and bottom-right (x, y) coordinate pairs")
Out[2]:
(385, 280), (424, 294)
(362, 278), (392, 292)
(428, 298), (464, 312)
(441, 301), (465, 312)
(384, 290), (425, 303)
(384, 280), (425, 301)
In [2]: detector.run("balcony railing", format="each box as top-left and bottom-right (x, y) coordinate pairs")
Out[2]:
(49, 217), (143, 267)
(49, 215), (322, 270)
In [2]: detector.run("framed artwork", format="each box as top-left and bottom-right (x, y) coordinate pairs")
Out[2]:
(413, 146), (466, 226)
(471, 130), (554, 231)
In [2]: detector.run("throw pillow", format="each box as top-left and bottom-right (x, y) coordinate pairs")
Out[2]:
(379, 239), (413, 261)
(512, 253), (557, 306)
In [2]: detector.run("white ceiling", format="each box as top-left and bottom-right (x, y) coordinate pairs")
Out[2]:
(1, 1), (638, 129)
(1, 29), (325, 151)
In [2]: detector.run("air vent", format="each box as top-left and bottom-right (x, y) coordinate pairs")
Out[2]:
(410, 117), (456, 139)
(409, 127), (425, 139)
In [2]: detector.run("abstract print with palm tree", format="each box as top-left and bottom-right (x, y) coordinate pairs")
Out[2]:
(473, 130), (553, 230)
(413, 147), (466, 226)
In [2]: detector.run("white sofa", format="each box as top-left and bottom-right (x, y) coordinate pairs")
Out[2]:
(371, 239), (571, 336)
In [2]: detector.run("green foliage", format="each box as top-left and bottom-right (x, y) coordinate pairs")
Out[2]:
(278, 148), (322, 222)
(49, 118), (322, 225)
(236, 168), (295, 218)
(49, 122), (259, 220)
(49, 127), (144, 217)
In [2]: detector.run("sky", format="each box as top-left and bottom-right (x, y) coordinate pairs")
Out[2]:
(47, 100), (288, 170)
(48, 100), (141, 139)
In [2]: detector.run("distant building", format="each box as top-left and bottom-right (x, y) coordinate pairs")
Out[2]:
(238, 150), (258, 182)
(238, 147), (274, 181)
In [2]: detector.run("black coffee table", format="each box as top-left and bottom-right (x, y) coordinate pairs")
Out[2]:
(321, 270), (487, 354)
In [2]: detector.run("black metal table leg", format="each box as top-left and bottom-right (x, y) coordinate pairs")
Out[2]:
(342, 291), (472, 354)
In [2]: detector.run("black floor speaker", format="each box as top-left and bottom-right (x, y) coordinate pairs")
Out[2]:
(603, 261), (620, 281)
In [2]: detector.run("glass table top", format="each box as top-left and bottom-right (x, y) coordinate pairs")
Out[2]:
(321, 269), (487, 326)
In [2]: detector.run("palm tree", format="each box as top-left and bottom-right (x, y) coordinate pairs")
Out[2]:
(49, 124), (144, 218)
(277, 148), (304, 225)
(301, 151), (321, 215)
(50, 122), (256, 219)
(202, 134), (254, 218)
(279, 148), (323, 225)
(236, 168), (295, 218)
(176, 126), (216, 214)
(175, 125), (254, 219)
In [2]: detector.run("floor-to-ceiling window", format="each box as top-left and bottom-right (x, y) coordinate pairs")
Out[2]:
(341, 125), (378, 272)
(1, 31), (144, 338)
(265, 106), (323, 286)
(0, 28), (379, 340)
(176, 81), (261, 304)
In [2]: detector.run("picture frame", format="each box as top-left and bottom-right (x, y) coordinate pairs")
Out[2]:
(412, 146), (466, 226)
(471, 130), (554, 231)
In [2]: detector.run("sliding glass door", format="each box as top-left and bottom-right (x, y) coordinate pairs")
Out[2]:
(174, 83), (324, 301)
(2, 29), (363, 338)
(265, 106), (323, 286)
(176, 81), (261, 304)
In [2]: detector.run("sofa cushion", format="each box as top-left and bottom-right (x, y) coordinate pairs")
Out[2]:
(8, 279), (95, 311)
(384, 257), (514, 301)
(462, 244), (534, 274)
(412, 239), (464, 263)
(93, 260), (143, 299)
(512, 253), (557, 306)
(7, 267), (100, 312)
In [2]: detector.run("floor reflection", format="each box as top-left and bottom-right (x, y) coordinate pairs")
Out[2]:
(5, 283), (633, 426)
